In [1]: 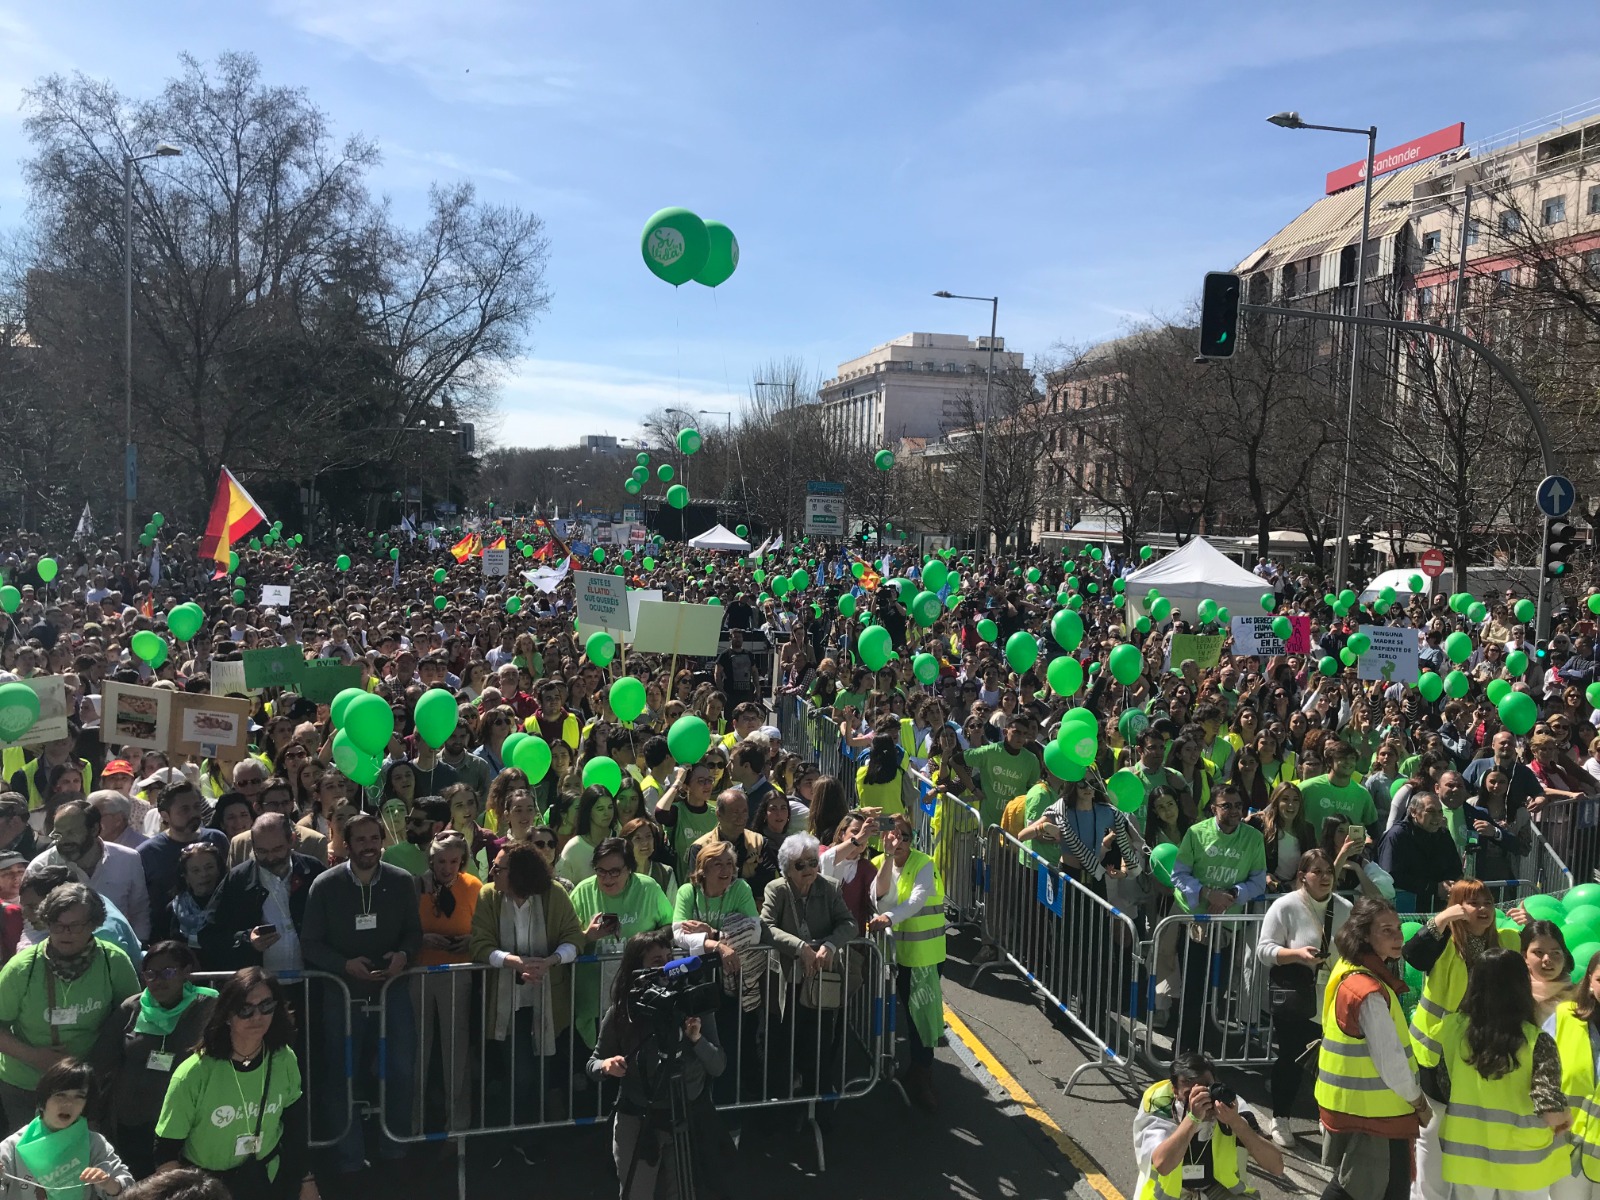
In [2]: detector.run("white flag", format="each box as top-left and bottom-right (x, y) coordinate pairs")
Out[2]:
(149, 542), (162, 586)
(74, 504), (93, 539)
(523, 559), (571, 594)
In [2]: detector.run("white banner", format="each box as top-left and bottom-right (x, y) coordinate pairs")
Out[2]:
(523, 560), (571, 594)
(1356, 624), (1421, 684)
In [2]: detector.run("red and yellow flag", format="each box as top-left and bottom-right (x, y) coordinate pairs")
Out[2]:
(857, 562), (881, 591)
(449, 533), (483, 562)
(488, 536), (507, 551)
(198, 467), (267, 578)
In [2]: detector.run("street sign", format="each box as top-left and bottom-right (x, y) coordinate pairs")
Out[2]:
(1536, 475), (1576, 519)
(1419, 548), (1446, 578)
(804, 495), (846, 536)
(481, 547), (509, 577)
(807, 480), (845, 496)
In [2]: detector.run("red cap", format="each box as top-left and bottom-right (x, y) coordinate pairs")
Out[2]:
(103, 759), (135, 778)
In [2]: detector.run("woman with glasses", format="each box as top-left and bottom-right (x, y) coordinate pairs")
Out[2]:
(762, 833), (857, 1109)
(567, 838), (673, 1052)
(99, 941), (218, 1178)
(671, 841), (758, 1102)
(414, 833), (480, 1136)
(621, 818), (674, 898)
(525, 826), (568, 891)
(270, 743), (311, 789)
(474, 708), (518, 776)
(153, 968), (317, 1200)
(469, 838), (583, 1143)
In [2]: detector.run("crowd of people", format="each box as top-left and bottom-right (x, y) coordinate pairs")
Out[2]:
(4, 523), (1600, 1198)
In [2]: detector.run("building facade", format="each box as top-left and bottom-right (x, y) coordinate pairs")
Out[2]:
(818, 332), (1023, 445)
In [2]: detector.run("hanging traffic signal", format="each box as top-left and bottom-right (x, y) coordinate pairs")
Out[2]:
(1546, 519), (1575, 579)
(1198, 272), (1241, 358)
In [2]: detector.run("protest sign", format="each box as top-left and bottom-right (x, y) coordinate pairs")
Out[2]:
(209, 659), (255, 697)
(0, 677), (68, 751)
(101, 681), (172, 751)
(1169, 633), (1225, 671)
(260, 585), (291, 606)
(578, 589), (662, 647)
(298, 660), (363, 704)
(574, 571), (632, 632)
(1356, 624), (1422, 684)
(482, 547), (509, 577)
(171, 694), (254, 762)
(631, 601), (725, 658)
(243, 646), (304, 689)
(1230, 614), (1312, 656)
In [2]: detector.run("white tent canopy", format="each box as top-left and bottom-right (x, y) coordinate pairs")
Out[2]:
(687, 523), (751, 552)
(1123, 537), (1271, 619)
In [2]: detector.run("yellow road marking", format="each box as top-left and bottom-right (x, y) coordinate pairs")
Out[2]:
(944, 1005), (1128, 1200)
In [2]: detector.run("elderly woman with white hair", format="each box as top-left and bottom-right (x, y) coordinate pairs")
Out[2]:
(760, 833), (857, 1110)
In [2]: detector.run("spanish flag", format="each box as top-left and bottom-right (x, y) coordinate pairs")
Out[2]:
(449, 533), (482, 562)
(857, 562), (881, 591)
(198, 466), (267, 578)
(488, 536), (507, 551)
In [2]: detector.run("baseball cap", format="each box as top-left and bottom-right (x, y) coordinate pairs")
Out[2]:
(103, 759), (134, 779)
(0, 852), (25, 873)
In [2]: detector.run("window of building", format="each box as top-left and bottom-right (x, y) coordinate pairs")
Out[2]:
(1542, 196), (1566, 225)
(1422, 230), (1442, 255)
(1493, 268), (1513, 296)
(1499, 210), (1522, 235)
(1465, 219), (1481, 246)
(1417, 285), (1435, 314)
(1587, 248), (1600, 279)
(1590, 185), (1600, 216)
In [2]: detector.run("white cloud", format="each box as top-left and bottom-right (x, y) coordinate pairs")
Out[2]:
(488, 357), (745, 448)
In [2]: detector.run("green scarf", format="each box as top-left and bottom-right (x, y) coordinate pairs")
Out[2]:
(14, 1115), (91, 1200)
(907, 964), (944, 1050)
(133, 983), (218, 1037)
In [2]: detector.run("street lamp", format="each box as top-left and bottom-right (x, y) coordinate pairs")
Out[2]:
(699, 408), (750, 535)
(1266, 111), (1377, 592)
(933, 290), (998, 553)
(124, 141), (182, 562)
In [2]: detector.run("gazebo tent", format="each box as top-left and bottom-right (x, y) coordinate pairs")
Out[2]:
(1122, 537), (1270, 619)
(687, 523), (751, 552)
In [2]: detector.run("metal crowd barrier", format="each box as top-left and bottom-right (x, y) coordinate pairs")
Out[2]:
(1531, 796), (1595, 886)
(905, 771), (986, 929)
(1136, 911), (1277, 1077)
(373, 935), (892, 1192)
(974, 825), (1142, 1092)
(192, 969), (355, 1149)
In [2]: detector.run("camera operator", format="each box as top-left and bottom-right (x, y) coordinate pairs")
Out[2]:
(588, 929), (727, 1200)
(1133, 1051), (1282, 1200)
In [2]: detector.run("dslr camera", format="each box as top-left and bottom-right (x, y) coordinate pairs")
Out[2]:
(1205, 1080), (1236, 1109)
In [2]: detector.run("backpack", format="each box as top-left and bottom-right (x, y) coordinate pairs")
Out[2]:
(1000, 795), (1029, 840)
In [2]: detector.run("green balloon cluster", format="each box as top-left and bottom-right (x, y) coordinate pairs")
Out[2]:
(640, 208), (739, 288)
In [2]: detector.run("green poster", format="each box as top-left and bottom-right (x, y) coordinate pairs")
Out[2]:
(241, 646), (305, 689)
(1168, 634), (1225, 671)
(297, 659), (363, 703)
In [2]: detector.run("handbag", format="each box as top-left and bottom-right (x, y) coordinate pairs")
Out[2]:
(1266, 897), (1335, 1021)
(791, 884), (862, 1011)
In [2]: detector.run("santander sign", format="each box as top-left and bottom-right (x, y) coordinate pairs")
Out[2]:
(1325, 123), (1465, 195)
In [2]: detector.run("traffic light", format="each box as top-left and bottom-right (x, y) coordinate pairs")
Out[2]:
(1198, 272), (1241, 358)
(1545, 518), (1575, 579)
(458, 422), (476, 455)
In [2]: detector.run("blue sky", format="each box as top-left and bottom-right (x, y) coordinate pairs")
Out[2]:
(3, 1), (1599, 448)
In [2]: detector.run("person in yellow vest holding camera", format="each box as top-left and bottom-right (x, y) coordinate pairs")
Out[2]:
(1315, 896), (1428, 1200)
(1133, 1050), (1282, 1200)
(1427, 947), (1572, 1200)
(867, 812), (944, 1112)
(1404, 879), (1524, 1200)
(1547, 950), (1600, 1199)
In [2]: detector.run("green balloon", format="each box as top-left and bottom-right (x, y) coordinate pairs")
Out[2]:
(1318, 656), (1338, 676)
(858, 625), (892, 671)
(667, 484), (690, 510)
(976, 618), (998, 642)
(1108, 643), (1142, 685)
(1005, 631), (1039, 673)
(165, 605), (203, 643)
(657, 463), (675, 482)
(582, 756), (623, 797)
(1416, 672), (1444, 702)
(336, 555), (351, 571)
(643, 557), (656, 571)
(667, 714), (712, 764)
(640, 207), (710, 286)
(586, 631), (616, 666)
(36, 557), (57, 583)
(1051, 609), (1084, 651)
(506, 596), (523, 615)
(1466, 601), (1487, 623)
(1443, 669), (1470, 699)
(231, 589), (246, 605)
(512, 736), (552, 784)
(1107, 770), (1144, 814)
(433, 568), (446, 583)
(911, 591), (941, 627)
(1150, 842), (1179, 887)
(0, 586), (19, 613)
(0, 681), (42, 742)
(1347, 632), (1371, 656)
(692, 220), (739, 287)
(624, 479), (642, 495)
(1486, 678), (1511, 705)
(1505, 650), (1528, 675)
(330, 688), (364, 729)
(593, 546), (606, 564)
(227, 552), (240, 574)
(837, 594), (857, 617)
(390, 548), (400, 559)
(1046, 656), (1083, 698)
(610, 676), (648, 723)
(343, 693), (395, 754)
(1443, 631), (1472, 664)
(1498, 690), (1537, 735)
(912, 653), (940, 685)
(1271, 615), (1292, 640)
(677, 428), (702, 455)
(874, 449), (894, 471)
(414, 689), (459, 749)
(1260, 593), (1276, 612)
(1150, 597), (1172, 623)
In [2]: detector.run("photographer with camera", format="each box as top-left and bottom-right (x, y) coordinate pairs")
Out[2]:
(1133, 1050), (1282, 1200)
(588, 929), (727, 1200)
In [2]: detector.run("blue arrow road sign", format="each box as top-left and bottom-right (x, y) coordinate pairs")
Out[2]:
(1537, 475), (1575, 519)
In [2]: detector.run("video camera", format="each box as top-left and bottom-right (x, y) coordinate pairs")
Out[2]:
(629, 954), (721, 1044)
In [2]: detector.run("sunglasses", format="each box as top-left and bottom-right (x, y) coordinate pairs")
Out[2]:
(233, 997), (278, 1019)
(142, 966), (186, 981)
(530, 839), (556, 850)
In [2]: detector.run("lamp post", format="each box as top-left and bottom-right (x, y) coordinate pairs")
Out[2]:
(699, 408), (749, 535)
(933, 291), (998, 554)
(123, 142), (182, 563)
(1266, 111), (1376, 593)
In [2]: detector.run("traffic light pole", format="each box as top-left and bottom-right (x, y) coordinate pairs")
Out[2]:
(1238, 302), (1560, 636)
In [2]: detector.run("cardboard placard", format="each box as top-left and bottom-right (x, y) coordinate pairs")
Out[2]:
(171, 694), (254, 763)
(209, 659), (256, 697)
(242, 646), (305, 689)
(575, 571), (631, 632)
(481, 547), (510, 577)
(1168, 633), (1226, 671)
(577, 589), (661, 646)
(1356, 624), (1422, 684)
(630, 601), (725, 658)
(0, 677), (69, 751)
(298, 660), (363, 704)
(260, 585), (291, 607)
(1230, 614), (1312, 657)
(101, 681), (173, 751)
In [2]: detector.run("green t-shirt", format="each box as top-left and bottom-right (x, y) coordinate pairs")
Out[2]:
(0, 941), (140, 1088)
(834, 689), (867, 716)
(966, 742), (1042, 827)
(1173, 819), (1267, 914)
(155, 1049), (302, 1174)
(1299, 774), (1378, 833)
(666, 801), (718, 866)
(1021, 782), (1060, 862)
(382, 842), (427, 876)
(671, 879), (758, 928)
(569, 873), (674, 1047)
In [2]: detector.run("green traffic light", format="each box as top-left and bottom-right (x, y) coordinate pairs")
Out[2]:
(1218, 332), (1228, 343)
